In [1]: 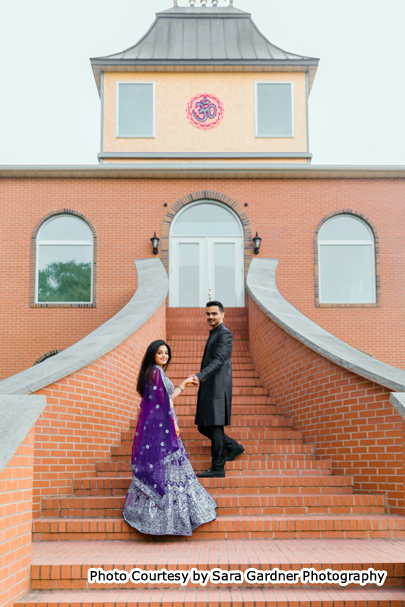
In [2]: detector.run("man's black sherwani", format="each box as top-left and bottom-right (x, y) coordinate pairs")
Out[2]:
(195, 323), (233, 427)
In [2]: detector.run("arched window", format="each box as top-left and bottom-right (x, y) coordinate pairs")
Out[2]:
(171, 202), (242, 237)
(318, 215), (376, 304)
(36, 215), (94, 304)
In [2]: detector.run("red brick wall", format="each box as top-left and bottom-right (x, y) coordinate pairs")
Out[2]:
(31, 300), (166, 517)
(0, 429), (35, 607)
(1, 177), (405, 380)
(248, 297), (405, 514)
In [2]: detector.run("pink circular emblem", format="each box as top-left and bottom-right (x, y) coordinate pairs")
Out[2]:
(186, 93), (225, 130)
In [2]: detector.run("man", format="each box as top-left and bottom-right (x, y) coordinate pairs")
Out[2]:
(191, 301), (245, 478)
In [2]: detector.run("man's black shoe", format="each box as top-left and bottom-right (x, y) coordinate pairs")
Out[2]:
(196, 467), (225, 478)
(225, 444), (245, 462)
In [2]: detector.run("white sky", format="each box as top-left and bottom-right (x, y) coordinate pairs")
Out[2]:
(0, 0), (404, 166)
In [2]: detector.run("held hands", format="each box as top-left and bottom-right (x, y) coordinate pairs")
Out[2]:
(182, 375), (200, 387)
(190, 374), (200, 387)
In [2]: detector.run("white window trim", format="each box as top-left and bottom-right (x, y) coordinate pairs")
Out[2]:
(318, 219), (376, 305)
(116, 81), (156, 139)
(35, 217), (94, 305)
(255, 81), (295, 138)
(170, 199), (243, 238)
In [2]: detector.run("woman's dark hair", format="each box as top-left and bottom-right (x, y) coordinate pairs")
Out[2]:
(137, 340), (172, 396)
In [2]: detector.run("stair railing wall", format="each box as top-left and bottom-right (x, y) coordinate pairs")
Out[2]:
(0, 396), (46, 607)
(0, 260), (168, 518)
(247, 258), (405, 514)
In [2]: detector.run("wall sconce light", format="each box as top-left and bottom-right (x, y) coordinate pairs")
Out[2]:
(253, 232), (262, 255)
(151, 232), (160, 256)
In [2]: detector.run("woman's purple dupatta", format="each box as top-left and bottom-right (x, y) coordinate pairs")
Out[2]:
(131, 367), (180, 509)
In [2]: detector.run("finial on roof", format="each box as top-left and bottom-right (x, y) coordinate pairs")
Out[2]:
(173, 0), (178, 4)
(187, 0), (232, 5)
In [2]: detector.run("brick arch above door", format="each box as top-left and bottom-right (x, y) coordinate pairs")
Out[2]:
(160, 191), (253, 278)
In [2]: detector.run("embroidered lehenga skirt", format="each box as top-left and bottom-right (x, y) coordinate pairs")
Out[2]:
(123, 438), (217, 537)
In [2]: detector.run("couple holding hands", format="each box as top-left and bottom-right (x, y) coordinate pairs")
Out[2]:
(123, 301), (245, 536)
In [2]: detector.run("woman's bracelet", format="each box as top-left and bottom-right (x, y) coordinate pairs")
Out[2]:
(178, 384), (184, 392)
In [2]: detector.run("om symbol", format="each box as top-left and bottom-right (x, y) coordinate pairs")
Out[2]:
(193, 97), (218, 123)
(186, 93), (225, 130)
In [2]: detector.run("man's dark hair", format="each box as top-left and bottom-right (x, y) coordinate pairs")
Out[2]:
(206, 301), (224, 313)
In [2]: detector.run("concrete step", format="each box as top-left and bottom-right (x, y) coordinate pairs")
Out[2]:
(95, 458), (328, 477)
(41, 493), (386, 519)
(32, 514), (405, 541)
(17, 588), (405, 606)
(28, 538), (404, 590)
(73, 475), (354, 497)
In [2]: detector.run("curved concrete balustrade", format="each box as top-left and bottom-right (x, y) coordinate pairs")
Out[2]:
(0, 259), (168, 396)
(0, 396), (47, 474)
(247, 258), (405, 417)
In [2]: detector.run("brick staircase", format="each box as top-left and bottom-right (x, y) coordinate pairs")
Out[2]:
(17, 308), (405, 606)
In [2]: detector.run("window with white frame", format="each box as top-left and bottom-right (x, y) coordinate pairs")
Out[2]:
(116, 82), (155, 138)
(318, 215), (376, 304)
(255, 82), (294, 137)
(36, 215), (93, 304)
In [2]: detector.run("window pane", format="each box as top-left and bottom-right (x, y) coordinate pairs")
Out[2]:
(257, 83), (293, 137)
(319, 244), (375, 303)
(40, 216), (93, 242)
(172, 203), (241, 236)
(214, 243), (236, 307)
(320, 216), (373, 241)
(179, 243), (200, 307)
(38, 245), (92, 303)
(118, 83), (154, 137)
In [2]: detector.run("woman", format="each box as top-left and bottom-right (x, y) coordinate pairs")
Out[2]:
(123, 339), (217, 536)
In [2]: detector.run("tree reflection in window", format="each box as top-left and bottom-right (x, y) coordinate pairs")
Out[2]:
(36, 215), (93, 304)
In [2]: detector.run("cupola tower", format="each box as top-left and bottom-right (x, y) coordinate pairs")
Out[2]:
(91, 1), (319, 164)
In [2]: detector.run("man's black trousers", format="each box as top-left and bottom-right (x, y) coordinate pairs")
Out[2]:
(197, 425), (239, 470)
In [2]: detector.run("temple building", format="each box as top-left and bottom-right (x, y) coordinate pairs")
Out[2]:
(1, 4), (405, 605)
(1, 0), (405, 378)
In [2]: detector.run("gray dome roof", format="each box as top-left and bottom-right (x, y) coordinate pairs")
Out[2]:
(100, 5), (314, 62)
(91, 4), (319, 90)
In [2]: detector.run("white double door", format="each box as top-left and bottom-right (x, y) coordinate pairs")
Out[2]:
(170, 236), (244, 307)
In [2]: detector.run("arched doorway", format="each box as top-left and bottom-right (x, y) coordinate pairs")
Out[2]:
(169, 201), (245, 307)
